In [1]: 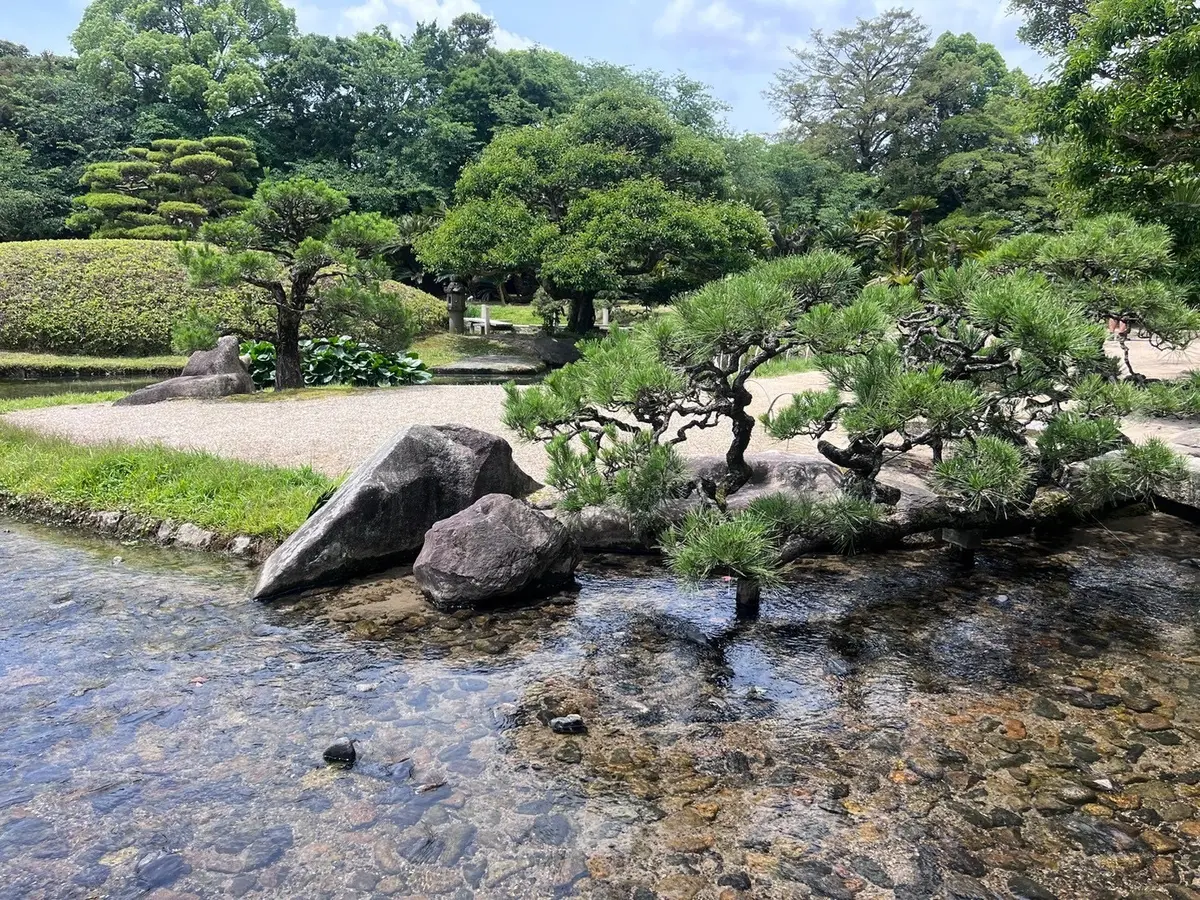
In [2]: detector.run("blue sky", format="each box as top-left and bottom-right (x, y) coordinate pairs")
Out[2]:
(1, 0), (1047, 133)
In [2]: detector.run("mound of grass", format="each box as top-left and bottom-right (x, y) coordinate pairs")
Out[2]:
(0, 422), (333, 539)
(0, 239), (263, 356)
(0, 351), (187, 378)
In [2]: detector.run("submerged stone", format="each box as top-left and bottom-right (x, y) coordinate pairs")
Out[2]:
(322, 738), (357, 767)
(550, 715), (586, 735)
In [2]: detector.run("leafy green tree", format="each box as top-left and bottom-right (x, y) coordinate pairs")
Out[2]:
(724, 135), (876, 253)
(0, 131), (64, 239)
(0, 42), (133, 238)
(1009, 0), (1090, 53)
(72, 0), (296, 128)
(1037, 0), (1200, 277)
(181, 177), (400, 389)
(767, 9), (929, 173)
(416, 91), (769, 332)
(880, 33), (1052, 224)
(68, 135), (259, 238)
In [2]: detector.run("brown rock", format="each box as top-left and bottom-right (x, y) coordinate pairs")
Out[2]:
(1136, 713), (1172, 731)
(1100, 793), (1141, 811)
(691, 802), (720, 821)
(655, 874), (706, 900)
(1149, 856), (1178, 883)
(666, 832), (715, 854)
(1179, 820), (1200, 838)
(1141, 830), (1182, 854)
(1003, 719), (1028, 740)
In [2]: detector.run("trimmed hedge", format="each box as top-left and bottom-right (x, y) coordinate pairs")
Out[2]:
(0, 239), (261, 356)
(382, 281), (447, 337)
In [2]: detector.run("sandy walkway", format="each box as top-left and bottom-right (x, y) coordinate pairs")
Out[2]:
(7, 339), (1196, 481)
(6, 373), (827, 481)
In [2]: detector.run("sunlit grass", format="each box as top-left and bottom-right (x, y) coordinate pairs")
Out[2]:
(412, 334), (513, 367)
(0, 391), (127, 415)
(753, 353), (819, 378)
(0, 422), (334, 539)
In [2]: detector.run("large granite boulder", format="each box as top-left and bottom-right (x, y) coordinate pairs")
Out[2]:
(414, 494), (579, 607)
(252, 425), (542, 600)
(115, 336), (254, 406)
(181, 335), (247, 376)
(114, 372), (253, 406)
(688, 452), (843, 508)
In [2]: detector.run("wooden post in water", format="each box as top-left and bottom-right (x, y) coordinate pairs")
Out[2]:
(942, 527), (981, 568)
(735, 577), (761, 620)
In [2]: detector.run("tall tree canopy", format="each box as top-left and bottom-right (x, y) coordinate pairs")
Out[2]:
(1038, 0), (1200, 275)
(416, 91), (769, 331)
(767, 8), (929, 173)
(72, 0), (297, 131)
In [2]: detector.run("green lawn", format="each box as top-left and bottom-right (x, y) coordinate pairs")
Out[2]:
(0, 422), (333, 539)
(412, 333), (514, 367)
(753, 353), (819, 378)
(0, 351), (186, 378)
(0, 391), (127, 416)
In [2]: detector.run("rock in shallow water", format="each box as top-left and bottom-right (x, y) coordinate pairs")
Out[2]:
(252, 425), (541, 600)
(323, 738), (357, 767)
(549, 715), (586, 735)
(414, 494), (579, 608)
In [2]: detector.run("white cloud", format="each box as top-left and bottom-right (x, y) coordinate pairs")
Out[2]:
(654, 0), (1048, 77)
(338, 0), (534, 50)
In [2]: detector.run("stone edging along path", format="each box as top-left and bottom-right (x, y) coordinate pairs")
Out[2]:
(0, 491), (277, 563)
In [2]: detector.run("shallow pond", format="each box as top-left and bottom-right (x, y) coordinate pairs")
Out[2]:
(1, 516), (1199, 900)
(0, 377), (158, 400)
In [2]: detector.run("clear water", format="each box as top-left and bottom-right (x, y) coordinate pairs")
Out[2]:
(2, 516), (1199, 899)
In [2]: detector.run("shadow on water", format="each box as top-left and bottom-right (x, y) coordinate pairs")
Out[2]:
(1, 513), (1199, 898)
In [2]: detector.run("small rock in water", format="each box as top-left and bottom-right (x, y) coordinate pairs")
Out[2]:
(112, 556), (123, 566)
(745, 685), (769, 701)
(323, 738), (357, 767)
(549, 714), (586, 735)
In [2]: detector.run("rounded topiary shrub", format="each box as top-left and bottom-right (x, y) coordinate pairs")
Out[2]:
(381, 281), (447, 337)
(0, 239), (263, 356)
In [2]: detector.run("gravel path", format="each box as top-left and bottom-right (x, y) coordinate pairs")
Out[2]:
(6, 373), (828, 480)
(7, 339), (1195, 481)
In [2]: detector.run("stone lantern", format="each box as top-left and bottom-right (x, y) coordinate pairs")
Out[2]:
(446, 278), (467, 334)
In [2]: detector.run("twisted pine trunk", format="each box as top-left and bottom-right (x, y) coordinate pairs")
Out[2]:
(275, 305), (304, 391)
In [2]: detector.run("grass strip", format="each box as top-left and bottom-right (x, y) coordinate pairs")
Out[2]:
(0, 391), (128, 416)
(0, 351), (187, 378)
(0, 422), (333, 539)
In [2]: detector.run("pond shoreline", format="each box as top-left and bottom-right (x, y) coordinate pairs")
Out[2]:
(0, 490), (275, 562)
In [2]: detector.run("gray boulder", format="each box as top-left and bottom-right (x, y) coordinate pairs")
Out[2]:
(688, 452), (843, 508)
(252, 425), (541, 600)
(114, 372), (253, 406)
(182, 335), (247, 376)
(531, 335), (582, 368)
(414, 494), (579, 607)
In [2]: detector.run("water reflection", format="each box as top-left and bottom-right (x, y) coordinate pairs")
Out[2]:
(1, 515), (1198, 898)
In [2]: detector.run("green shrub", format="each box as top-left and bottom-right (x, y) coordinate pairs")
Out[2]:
(384, 282), (446, 337)
(0, 239), (264, 356)
(240, 337), (433, 389)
